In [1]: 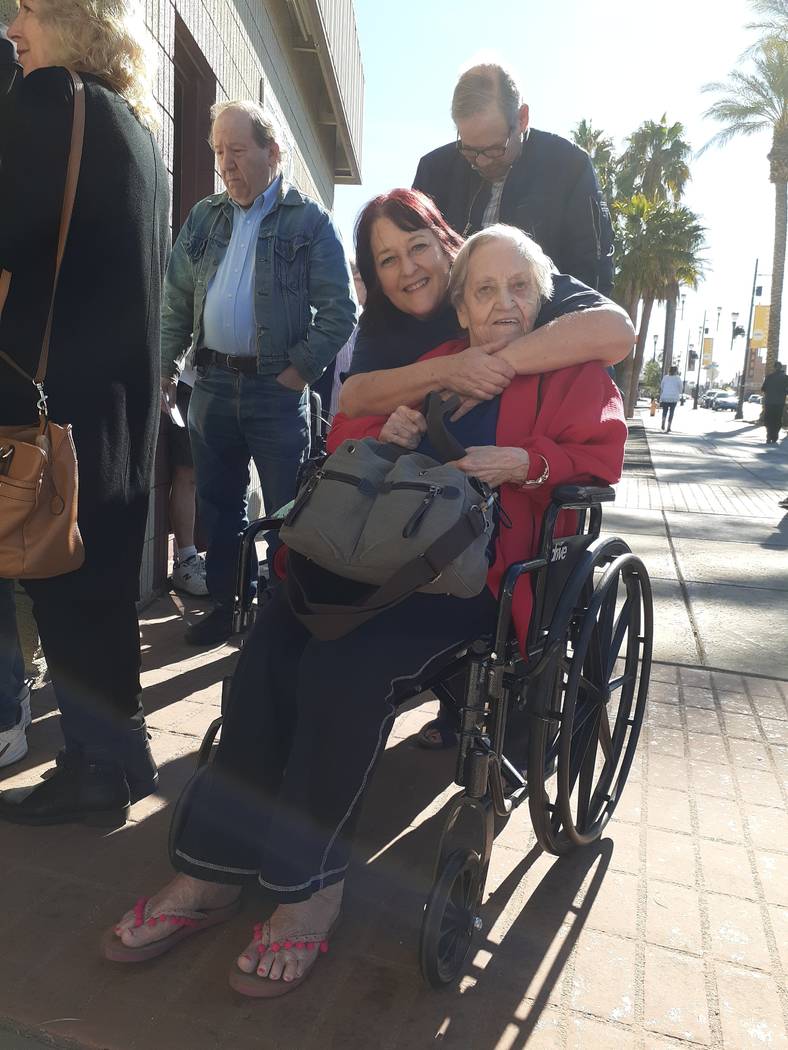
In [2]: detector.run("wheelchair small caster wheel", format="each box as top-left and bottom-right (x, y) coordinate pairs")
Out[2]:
(419, 847), (482, 988)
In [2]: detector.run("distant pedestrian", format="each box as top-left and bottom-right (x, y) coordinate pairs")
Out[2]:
(659, 366), (683, 432)
(762, 362), (787, 445)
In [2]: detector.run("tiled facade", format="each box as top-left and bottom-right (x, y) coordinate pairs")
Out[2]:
(137, 0), (363, 602)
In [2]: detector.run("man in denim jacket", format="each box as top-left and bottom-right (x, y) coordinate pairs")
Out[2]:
(161, 101), (355, 645)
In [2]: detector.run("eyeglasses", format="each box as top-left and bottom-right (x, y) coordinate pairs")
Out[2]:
(456, 131), (513, 162)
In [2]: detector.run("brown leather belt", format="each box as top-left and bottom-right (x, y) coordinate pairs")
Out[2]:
(195, 348), (257, 375)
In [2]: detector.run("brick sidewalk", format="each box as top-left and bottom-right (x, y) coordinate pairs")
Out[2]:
(1, 600), (787, 1050)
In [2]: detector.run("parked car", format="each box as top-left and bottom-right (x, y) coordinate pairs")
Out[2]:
(748, 394), (763, 404)
(712, 393), (738, 411)
(701, 389), (724, 408)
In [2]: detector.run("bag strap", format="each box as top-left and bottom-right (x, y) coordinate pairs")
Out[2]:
(423, 391), (467, 463)
(0, 70), (85, 401)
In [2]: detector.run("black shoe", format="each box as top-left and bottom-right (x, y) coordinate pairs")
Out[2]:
(51, 746), (158, 805)
(185, 605), (234, 646)
(0, 752), (131, 827)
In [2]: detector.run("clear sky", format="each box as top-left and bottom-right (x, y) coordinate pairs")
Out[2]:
(334, 0), (775, 384)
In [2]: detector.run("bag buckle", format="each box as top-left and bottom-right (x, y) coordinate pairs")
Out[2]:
(35, 382), (49, 416)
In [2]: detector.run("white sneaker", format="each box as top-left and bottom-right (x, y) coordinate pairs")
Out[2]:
(18, 680), (31, 728)
(0, 680), (31, 768)
(172, 553), (209, 597)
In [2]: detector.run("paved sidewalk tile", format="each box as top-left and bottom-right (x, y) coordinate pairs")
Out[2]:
(2, 597), (787, 1048)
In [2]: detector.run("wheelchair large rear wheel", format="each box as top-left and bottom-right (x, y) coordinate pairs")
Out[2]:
(419, 847), (482, 988)
(557, 553), (652, 846)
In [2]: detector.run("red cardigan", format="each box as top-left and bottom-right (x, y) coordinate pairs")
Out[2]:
(329, 340), (628, 650)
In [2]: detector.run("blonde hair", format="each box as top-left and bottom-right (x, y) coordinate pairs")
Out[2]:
(36, 0), (157, 128)
(449, 224), (554, 309)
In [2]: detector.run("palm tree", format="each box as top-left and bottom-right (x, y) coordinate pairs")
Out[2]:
(616, 117), (694, 372)
(615, 196), (706, 416)
(702, 37), (788, 371)
(571, 119), (617, 203)
(746, 0), (788, 44)
(617, 115), (692, 203)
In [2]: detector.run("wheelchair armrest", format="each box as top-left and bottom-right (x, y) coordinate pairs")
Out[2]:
(551, 484), (616, 508)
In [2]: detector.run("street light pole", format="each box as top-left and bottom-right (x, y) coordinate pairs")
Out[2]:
(736, 258), (759, 420)
(692, 309), (707, 409)
(652, 333), (658, 361)
(683, 341), (693, 396)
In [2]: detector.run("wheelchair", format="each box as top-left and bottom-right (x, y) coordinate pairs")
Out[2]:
(195, 446), (653, 989)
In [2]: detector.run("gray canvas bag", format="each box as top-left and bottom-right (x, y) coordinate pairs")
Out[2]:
(280, 394), (496, 639)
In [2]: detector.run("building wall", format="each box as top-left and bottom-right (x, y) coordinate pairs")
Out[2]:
(138, 0), (343, 602)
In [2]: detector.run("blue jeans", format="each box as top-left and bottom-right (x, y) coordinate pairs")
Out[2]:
(0, 578), (24, 729)
(188, 367), (309, 607)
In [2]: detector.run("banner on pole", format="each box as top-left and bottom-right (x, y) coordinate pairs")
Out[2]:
(702, 337), (714, 368)
(750, 305), (770, 350)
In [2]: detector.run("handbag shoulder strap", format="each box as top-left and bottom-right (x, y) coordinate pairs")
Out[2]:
(0, 69), (85, 395)
(423, 391), (467, 463)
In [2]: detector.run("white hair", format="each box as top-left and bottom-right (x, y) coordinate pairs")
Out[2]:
(210, 100), (279, 150)
(448, 224), (554, 309)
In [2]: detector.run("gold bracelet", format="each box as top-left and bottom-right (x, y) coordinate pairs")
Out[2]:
(517, 453), (549, 489)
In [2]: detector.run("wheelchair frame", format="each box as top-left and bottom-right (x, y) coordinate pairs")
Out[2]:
(196, 423), (653, 988)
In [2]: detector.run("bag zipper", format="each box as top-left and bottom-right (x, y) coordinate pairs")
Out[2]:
(402, 485), (441, 538)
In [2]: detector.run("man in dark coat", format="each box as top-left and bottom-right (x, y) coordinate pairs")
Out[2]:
(413, 62), (614, 295)
(762, 362), (787, 445)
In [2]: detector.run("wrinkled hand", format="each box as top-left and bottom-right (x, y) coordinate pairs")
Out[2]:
(450, 446), (530, 488)
(444, 343), (515, 400)
(160, 377), (177, 411)
(276, 365), (307, 391)
(379, 405), (427, 449)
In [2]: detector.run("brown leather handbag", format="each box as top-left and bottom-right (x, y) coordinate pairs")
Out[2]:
(0, 71), (86, 579)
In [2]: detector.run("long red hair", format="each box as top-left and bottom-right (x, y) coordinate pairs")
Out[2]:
(354, 189), (464, 330)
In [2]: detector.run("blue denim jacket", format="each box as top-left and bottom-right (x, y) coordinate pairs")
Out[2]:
(161, 180), (356, 384)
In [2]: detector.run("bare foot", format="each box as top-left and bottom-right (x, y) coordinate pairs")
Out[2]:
(113, 874), (240, 949)
(236, 881), (343, 985)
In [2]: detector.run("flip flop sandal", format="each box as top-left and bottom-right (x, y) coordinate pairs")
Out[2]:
(415, 718), (458, 751)
(102, 895), (241, 963)
(229, 919), (338, 999)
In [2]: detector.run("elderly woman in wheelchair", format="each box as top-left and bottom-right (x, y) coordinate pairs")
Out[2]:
(104, 224), (649, 997)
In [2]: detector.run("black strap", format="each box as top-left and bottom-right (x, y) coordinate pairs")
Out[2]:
(287, 504), (487, 640)
(424, 391), (466, 463)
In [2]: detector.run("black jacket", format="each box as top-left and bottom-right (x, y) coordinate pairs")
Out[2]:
(0, 67), (170, 598)
(413, 129), (614, 295)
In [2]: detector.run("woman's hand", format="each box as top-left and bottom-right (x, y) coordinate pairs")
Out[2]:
(444, 344), (515, 400)
(379, 406), (427, 449)
(450, 446), (530, 488)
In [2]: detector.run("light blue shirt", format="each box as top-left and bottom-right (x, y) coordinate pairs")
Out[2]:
(202, 175), (281, 357)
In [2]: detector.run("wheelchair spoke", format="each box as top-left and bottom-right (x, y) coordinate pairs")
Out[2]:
(605, 597), (633, 679)
(598, 573), (619, 660)
(608, 672), (634, 694)
(599, 705), (613, 762)
(577, 672), (603, 704)
(572, 698), (603, 737)
(576, 710), (601, 830)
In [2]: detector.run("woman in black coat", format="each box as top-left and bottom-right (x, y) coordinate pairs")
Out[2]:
(0, 0), (169, 825)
